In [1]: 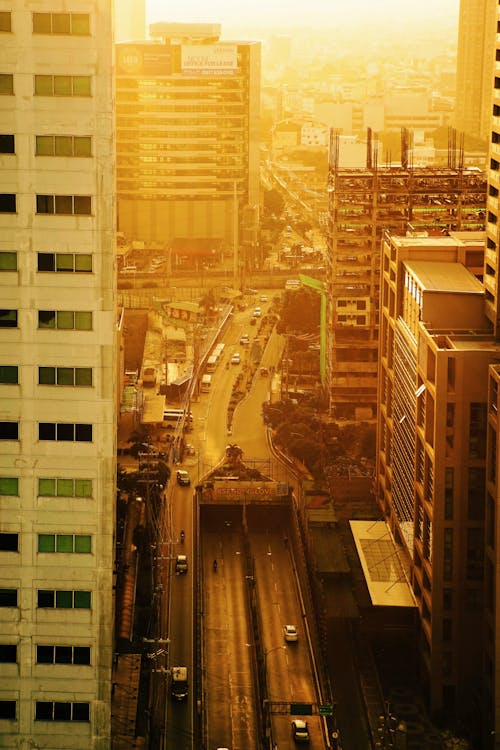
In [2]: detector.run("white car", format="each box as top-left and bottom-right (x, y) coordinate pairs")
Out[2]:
(231, 352), (241, 364)
(292, 719), (310, 743)
(239, 334), (250, 345)
(284, 624), (298, 642)
(252, 307), (262, 317)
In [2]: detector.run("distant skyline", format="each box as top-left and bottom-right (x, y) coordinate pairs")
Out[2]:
(146, 0), (459, 31)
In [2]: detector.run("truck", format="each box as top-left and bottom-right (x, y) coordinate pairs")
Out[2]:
(171, 666), (188, 701)
(201, 374), (212, 393)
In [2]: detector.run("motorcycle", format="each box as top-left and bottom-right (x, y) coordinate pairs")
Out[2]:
(180, 530), (185, 544)
(213, 559), (217, 572)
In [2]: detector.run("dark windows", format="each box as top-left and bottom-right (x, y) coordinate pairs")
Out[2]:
(0, 12), (11, 32)
(38, 423), (93, 442)
(0, 422), (19, 440)
(0, 533), (18, 551)
(0, 701), (16, 719)
(37, 252), (92, 272)
(0, 644), (16, 662)
(35, 701), (90, 722)
(0, 366), (18, 384)
(0, 134), (14, 153)
(36, 135), (92, 157)
(37, 589), (91, 609)
(36, 194), (92, 215)
(0, 194), (16, 212)
(0, 589), (18, 607)
(36, 645), (90, 665)
(0, 309), (17, 327)
(38, 310), (92, 330)
(39, 367), (92, 386)
(34, 75), (91, 97)
(0, 74), (13, 95)
(32, 13), (90, 35)
(0, 478), (18, 495)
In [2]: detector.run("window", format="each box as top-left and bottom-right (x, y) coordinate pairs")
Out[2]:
(36, 135), (92, 157)
(37, 589), (91, 609)
(39, 367), (92, 386)
(0, 310), (17, 327)
(36, 194), (92, 215)
(38, 310), (92, 330)
(0, 589), (17, 607)
(36, 645), (90, 665)
(0, 252), (16, 270)
(37, 252), (92, 273)
(35, 701), (89, 722)
(38, 534), (91, 553)
(33, 12), (90, 35)
(469, 403), (487, 459)
(0, 194), (16, 212)
(0, 701), (16, 719)
(0, 478), (18, 495)
(0, 366), (18, 384)
(0, 12), (11, 32)
(0, 644), (16, 662)
(0, 422), (19, 440)
(34, 75), (91, 97)
(0, 74), (13, 95)
(0, 534), (18, 551)
(38, 423), (92, 442)
(0, 135), (14, 153)
(38, 478), (92, 498)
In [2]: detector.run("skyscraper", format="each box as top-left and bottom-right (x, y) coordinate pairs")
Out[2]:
(454, 0), (497, 141)
(0, 3), (116, 747)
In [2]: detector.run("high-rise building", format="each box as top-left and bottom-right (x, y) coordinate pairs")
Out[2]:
(326, 131), (487, 423)
(454, 0), (497, 141)
(115, 23), (261, 262)
(0, 3), (116, 747)
(376, 231), (499, 731)
(115, 0), (145, 42)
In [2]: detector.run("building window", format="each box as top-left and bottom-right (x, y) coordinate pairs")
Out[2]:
(0, 194), (16, 212)
(35, 701), (90, 722)
(442, 618), (452, 642)
(0, 309), (17, 327)
(469, 403), (486, 459)
(39, 367), (92, 387)
(32, 12), (90, 35)
(0, 366), (18, 384)
(38, 534), (91, 553)
(36, 194), (92, 215)
(0, 644), (16, 662)
(444, 467), (453, 521)
(443, 528), (453, 581)
(36, 135), (92, 157)
(38, 478), (92, 498)
(38, 310), (92, 330)
(37, 252), (92, 273)
(0, 589), (18, 607)
(0, 12), (11, 32)
(37, 589), (91, 609)
(0, 533), (18, 551)
(0, 701), (16, 719)
(0, 478), (18, 495)
(38, 423), (92, 442)
(468, 468), (485, 521)
(0, 252), (17, 270)
(0, 422), (19, 440)
(466, 527), (484, 581)
(34, 75), (91, 97)
(36, 645), (90, 665)
(0, 74), (13, 95)
(0, 134), (14, 153)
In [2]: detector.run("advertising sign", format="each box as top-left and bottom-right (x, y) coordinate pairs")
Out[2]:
(181, 44), (237, 75)
(117, 44), (172, 75)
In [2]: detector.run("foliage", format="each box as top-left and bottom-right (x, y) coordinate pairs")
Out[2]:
(276, 287), (320, 335)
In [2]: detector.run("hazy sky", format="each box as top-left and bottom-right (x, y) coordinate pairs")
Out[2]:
(146, 0), (459, 30)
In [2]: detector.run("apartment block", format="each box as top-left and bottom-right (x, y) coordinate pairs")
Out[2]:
(0, 3), (116, 747)
(115, 23), (261, 255)
(326, 131), (487, 422)
(376, 231), (500, 735)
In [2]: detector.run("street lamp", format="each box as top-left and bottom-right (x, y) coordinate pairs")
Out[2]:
(263, 644), (286, 673)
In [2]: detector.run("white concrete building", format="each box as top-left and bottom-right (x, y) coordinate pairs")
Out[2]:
(0, 3), (116, 747)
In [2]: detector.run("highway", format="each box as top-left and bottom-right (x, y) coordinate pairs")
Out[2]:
(161, 297), (331, 750)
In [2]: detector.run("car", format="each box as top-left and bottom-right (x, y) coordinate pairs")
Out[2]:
(252, 307), (262, 317)
(284, 624), (298, 642)
(175, 554), (188, 574)
(244, 287), (258, 295)
(176, 469), (190, 486)
(259, 294), (268, 303)
(239, 334), (250, 345)
(231, 352), (241, 365)
(292, 719), (310, 743)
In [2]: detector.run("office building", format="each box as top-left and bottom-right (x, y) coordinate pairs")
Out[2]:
(454, 0), (496, 141)
(326, 131), (487, 422)
(115, 0), (145, 43)
(0, 3), (116, 747)
(376, 231), (500, 730)
(115, 23), (261, 262)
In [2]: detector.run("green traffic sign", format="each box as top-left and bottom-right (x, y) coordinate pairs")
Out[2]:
(319, 704), (333, 716)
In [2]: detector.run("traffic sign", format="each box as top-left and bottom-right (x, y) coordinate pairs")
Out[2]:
(319, 704), (333, 716)
(290, 703), (312, 715)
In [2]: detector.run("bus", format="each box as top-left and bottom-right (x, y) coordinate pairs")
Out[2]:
(200, 374), (212, 393)
(214, 342), (225, 360)
(206, 355), (218, 373)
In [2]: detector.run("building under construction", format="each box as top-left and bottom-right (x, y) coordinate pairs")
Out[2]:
(326, 128), (487, 422)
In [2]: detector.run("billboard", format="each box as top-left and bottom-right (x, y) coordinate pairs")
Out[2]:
(181, 44), (237, 76)
(116, 44), (172, 75)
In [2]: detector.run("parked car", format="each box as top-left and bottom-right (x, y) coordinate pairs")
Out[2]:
(176, 469), (190, 486)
